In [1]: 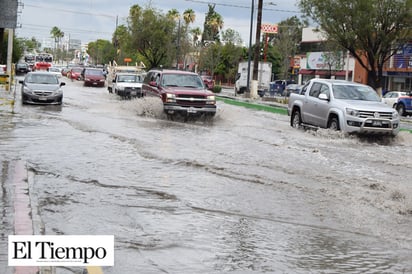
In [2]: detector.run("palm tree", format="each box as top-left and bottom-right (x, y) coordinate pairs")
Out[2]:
(183, 9), (195, 25)
(209, 14), (224, 34)
(202, 4), (224, 43)
(166, 9), (180, 21)
(191, 27), (202, 47)
(50, 26), (64, 62)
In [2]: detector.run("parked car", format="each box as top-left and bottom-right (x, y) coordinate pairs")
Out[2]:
(112, 73), (144, 99)
(201, 75), (214, 90)
(15, 62), (31, 75)
(395, 91), (412, 116)
(83, 68), (105, 87)
(283, 84), (303, 97)
(270, 80), (294, 96)
(67, 67), (84, 81)
(142, 69), (216, 120)
(19, 71), (65, 105)
(381, 91), (407, 108)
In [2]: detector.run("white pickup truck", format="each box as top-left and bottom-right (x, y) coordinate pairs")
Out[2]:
(287, 79), (400, 136)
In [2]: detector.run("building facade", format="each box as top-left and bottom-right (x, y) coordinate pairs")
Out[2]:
(296, 27), (412, 93)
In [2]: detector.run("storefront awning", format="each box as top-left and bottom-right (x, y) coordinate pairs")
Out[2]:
(299, 69), (352, 77)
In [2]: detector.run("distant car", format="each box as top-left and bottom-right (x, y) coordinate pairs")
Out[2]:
(83, 68), (105, 87)
(283, 84), (303, 97)
(271, 80), (294, 96)
(381, 91), (407, 108)
(67, 67), (84, 80)
(201, 75), (214, 90)
(19, 71), (65, 105)
(48, 67), (62, 78)
(15, 62), (31, 75)
(61, 67), (71, 77)
(112, 73), (144, 98)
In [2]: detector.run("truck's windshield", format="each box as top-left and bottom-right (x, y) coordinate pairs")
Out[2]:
(332, 85), (380, 101)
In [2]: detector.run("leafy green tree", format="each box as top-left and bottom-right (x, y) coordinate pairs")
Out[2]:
(270, 16), (306, 80)
(87, 39), (116, 65)
(128, 4), (177, 69)
(19, 37), (41, 53)
(214, 42), (244, 84)
(199, 42), (220, 76)
(112, 25), (132, 64)
(0, 30), (23, 64)
(202, 4), (223, 43)
(221, 28), (243, 45)
(299, 0), (412, 91)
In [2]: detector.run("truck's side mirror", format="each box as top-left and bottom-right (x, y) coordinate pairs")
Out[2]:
(319, 93), (329, 101)
(235, 73), (240, 81)
(149, 81), (158, 87)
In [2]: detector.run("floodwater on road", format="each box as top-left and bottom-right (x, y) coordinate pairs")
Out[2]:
(1, 79), (412, 273)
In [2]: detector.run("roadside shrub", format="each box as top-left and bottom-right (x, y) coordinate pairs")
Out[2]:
(212, 85), (222, 93)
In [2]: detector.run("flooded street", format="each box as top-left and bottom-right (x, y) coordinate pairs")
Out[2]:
(1, 79), (412, 273)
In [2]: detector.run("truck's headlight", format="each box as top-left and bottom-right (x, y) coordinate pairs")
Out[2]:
(207, 95), (215, 104)
(392, 110), (399, 119)
(165, 93), (176, 102)
(346, 108), (359, 117)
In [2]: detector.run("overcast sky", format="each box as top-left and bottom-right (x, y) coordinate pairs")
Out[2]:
(16, 0), (302, 47)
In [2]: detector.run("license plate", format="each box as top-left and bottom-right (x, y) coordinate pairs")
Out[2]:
(38, 97), (48, 101)
(187, 107), (197, 113)
(372, 120), (382, 126)
(131, 91), (136, 95)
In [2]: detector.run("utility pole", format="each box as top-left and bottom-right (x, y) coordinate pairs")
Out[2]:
(251, 0), (263, 99)
(246, 0), (254, 98)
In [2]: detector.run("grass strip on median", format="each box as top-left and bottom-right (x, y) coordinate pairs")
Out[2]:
(217, 97), (288, 115)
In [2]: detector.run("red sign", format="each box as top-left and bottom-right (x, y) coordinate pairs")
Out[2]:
(261, 24), (278, 34)
(124, 58), (132, 63)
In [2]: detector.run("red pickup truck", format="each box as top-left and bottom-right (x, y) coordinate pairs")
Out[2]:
(142, 69), (217, 120)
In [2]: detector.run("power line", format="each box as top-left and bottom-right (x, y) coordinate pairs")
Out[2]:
(24, 3), (117, 18)
(183, 0), (301, 13)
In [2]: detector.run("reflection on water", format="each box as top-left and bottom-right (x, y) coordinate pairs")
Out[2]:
(0, 82), (411, 273)
(292, 227), (410, 273)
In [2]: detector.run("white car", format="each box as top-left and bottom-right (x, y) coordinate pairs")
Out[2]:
(381, 91), (407, 108)
(112, 73), (144, 99)
(48, 67), (62, 78)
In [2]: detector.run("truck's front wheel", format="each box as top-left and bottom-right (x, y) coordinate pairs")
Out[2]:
(328, 116), (340, 130)
(291, 109), (302, 128)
